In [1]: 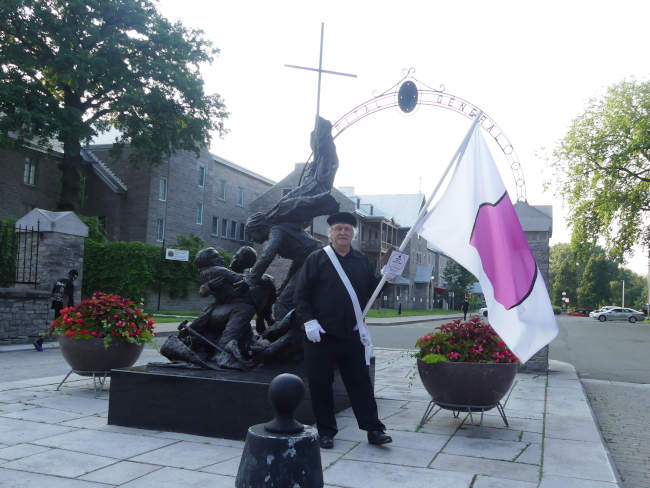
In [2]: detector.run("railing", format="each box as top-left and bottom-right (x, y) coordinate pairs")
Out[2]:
(1, 222), (41, 287)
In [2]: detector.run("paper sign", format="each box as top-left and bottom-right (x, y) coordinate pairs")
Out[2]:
(386, 250), (409, 276)
(165, 248), (189, 261)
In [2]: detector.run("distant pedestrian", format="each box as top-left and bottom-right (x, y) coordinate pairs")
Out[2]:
(462, 298), (469, 320)
(33, 269), (78, 351)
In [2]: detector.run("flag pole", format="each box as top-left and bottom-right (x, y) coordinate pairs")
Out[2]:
(362, 111), (483, 317)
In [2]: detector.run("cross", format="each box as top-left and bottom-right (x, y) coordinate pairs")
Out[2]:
(285, 23), (357, 127)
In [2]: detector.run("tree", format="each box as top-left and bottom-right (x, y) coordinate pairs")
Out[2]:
(551, 79), (650, 307)
(552, 79), (650, 261)
(442, 260), (477, 309)
(549, 243), (580, 307)
(577, 255), (617, 310)
(0, 0), (228, 210)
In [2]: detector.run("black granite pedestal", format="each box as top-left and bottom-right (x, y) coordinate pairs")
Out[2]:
(107, 360), (375, 440)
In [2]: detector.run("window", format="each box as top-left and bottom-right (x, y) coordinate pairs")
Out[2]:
(239, 222), (246, 241)
(221, 218), (228, 238)
(23, 158), (37, 186)
(159, 177), (167, 201)
(196, 202), (203, 225)
(218, 180), (226, 200)
(237, 187), (244, 206)
(156, 218), (165, 242)
(211, 216), (219, 236)
(230, 221), (237, 239)
(198, 165), (206, 187)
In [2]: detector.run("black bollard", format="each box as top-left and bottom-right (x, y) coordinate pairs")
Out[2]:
(236, 373), (323, 488)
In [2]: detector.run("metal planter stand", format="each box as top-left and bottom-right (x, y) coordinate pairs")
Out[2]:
(56, 370), (111, 396)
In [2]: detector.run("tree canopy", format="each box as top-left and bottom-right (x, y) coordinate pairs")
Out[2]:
(549, 243), (647, 310)
(442, 260), (477, 308)
(0, 0), (228, 209)
(551, 79), (650, 262)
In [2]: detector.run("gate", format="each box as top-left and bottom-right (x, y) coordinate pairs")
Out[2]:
(0, 220), (40, 287)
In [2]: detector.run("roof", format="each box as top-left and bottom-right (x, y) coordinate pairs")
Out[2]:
(354, 194), (426, 228)
(16, 209), (88, 237)
(211, 153), (275, 186)
(414, 264), (434, 283)
(514, 201), (553, 234)
(81, 148), (128, 193)
(391, 276), (410, 286)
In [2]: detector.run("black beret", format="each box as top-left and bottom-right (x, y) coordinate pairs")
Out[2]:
(326, 212), (357, 227)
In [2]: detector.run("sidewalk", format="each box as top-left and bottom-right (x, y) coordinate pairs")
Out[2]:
(0, 349), (619, 487)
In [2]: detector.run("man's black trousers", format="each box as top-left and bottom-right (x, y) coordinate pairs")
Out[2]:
(304, 334), (385, 437)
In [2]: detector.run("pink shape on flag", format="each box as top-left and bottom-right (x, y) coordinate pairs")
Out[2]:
(469, 192), (537, 310)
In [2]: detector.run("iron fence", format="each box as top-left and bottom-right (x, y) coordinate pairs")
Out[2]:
(0, 220), (40, 287)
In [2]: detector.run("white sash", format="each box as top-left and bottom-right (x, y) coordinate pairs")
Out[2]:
(323, 245), (373, 365)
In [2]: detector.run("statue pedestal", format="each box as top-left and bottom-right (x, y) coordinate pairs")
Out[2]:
(107, 360), (374, 440)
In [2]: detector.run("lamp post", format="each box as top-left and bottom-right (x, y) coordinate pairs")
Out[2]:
(561, 291), (567, 313)
(621, 280), (625, 308)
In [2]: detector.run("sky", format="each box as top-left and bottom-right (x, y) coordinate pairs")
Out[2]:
(149, 0), (650, 275)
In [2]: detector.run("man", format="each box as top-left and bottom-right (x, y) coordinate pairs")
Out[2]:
(34, 269), (78, 351)
(462, 298), (469, 320)
(294, 211), (393, 449)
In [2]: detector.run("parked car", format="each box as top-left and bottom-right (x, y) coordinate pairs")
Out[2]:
(479, 307), (488, 317)
(591, 307), (645, 323)
(589, 306), (616, 318)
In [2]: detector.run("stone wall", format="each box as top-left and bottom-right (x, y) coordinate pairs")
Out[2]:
(0, 288), (51, 344)
(37, 232), (85, 305)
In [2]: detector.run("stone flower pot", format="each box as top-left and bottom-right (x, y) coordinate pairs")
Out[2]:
(416, 359), (517, 410)
(58, 336), (144, 373)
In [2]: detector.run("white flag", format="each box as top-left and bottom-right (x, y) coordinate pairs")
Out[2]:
(417, 125), (558, 363)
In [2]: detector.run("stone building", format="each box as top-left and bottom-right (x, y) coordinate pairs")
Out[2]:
(0, 144), (274, 255)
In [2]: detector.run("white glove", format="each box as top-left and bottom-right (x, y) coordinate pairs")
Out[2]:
(381, 264), (399, 282)
(304, 319), (326, 343)
(359, 328), (372, 347)
(359, 328), (373, 365)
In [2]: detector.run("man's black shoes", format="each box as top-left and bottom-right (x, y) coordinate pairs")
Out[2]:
(319, 435), (334, 449)
(33, 338), (43, 352)
(367, 430), (392, 445)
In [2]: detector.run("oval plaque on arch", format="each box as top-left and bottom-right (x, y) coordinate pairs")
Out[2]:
(398, 80), (418, 113)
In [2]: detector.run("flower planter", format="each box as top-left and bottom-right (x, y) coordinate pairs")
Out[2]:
(416, 359), (517, 410)
(58, 336), (144, 373)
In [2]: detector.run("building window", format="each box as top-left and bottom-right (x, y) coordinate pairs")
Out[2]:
(218, 180), (226, 200)
(221, 218), (228, 238)
(23, 158), (37, 186)
(237, 187), (244, 207)
(229, 221), (237, 239)
(156, 218), (165, 242)
(198, 165), (206, 187)
(211, 216), (219, 236)
(159, 177), (167, 201)
(239, 222), (246, 241)
(196, 202), (203, 225)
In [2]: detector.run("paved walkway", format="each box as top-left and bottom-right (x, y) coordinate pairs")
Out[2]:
(0, 349), (618, 487)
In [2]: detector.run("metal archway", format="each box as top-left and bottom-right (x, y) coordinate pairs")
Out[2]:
(306, 69), (527, 202)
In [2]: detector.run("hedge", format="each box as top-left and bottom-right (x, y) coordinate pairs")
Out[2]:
(82, 239), (230, 305)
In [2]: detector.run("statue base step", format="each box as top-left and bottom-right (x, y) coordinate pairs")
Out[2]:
(107, 359), (374, 440)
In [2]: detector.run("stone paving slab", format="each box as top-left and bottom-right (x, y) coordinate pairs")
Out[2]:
(0, 352), (620, 487)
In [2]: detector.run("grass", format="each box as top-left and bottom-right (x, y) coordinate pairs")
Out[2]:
(366, 308), (461, 318)
(146, 309), (201, 323)
(148, 308), (463, 322)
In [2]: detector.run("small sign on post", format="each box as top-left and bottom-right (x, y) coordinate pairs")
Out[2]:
(165, 248), (189, 262)
(385, 250), (409, 277)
